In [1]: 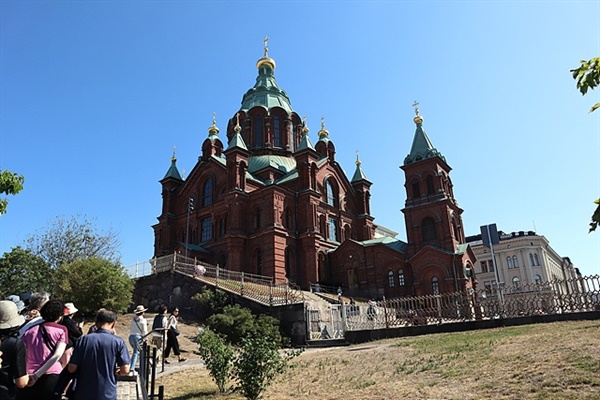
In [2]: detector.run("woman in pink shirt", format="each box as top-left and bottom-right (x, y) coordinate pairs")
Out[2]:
(17, 299), (68, 400)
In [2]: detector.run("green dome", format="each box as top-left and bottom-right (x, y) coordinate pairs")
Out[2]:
(240, 62), (293, 113)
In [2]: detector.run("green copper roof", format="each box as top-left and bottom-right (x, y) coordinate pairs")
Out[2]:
(227, 130), (248, 151)
(356, 237), (407, 254)
(351, 156), (369, 183)
(296, 132), (315, 151)
(403, 121), (446, 165)
(163, 158), (183, 180)
(248, 155), (297, 174)
(240, 63), (293, 113)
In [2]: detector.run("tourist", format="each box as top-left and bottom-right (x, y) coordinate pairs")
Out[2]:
(151, 305), (168, 362)
(67, 309), (130, 400)
(128, 305), (148, 373)
(0, 300), (28, 400)
(164, 307), (185, 364)
(58, 303), (83, 367)
(18, 291), (50, 337)
(18, 299), (67, 400)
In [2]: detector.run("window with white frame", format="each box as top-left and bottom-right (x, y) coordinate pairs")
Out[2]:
(512, 255), (519, 268)
(432, 277), (440, 294)
(512, 276), (520, 288)
(507, 256), (513, 269)
(398, 270), (405, 286)
(388, 271), (395, 288)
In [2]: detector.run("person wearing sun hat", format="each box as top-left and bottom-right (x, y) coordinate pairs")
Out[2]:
(0, 300), (29, 400)
(128, 305), (148, 373)
(59, 302), (84, 368)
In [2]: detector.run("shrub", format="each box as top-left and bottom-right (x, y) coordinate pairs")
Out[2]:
(197, 328), (234, 393)
(232, 334), (302, 400)
(206, 305), (282, 346)
(191, 287), (229, 320)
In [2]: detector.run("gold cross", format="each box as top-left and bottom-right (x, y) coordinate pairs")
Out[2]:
(412, 100), (420, 116)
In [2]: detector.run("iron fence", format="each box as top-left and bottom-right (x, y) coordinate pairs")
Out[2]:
(344, 274), (600, 331)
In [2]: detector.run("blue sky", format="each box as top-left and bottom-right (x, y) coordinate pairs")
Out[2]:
(1, 1), (599, 277)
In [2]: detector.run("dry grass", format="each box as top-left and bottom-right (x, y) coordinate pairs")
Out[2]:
(153, 320), (600, 400)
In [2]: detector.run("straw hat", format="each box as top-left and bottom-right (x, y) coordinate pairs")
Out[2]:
(64, 303), (79, 316)
(5, 295), (25, 313)
(0, 300), (25, 329)
(134, 305), (147, 314)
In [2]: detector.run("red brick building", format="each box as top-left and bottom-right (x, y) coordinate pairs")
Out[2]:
(153, 48), (476, 298)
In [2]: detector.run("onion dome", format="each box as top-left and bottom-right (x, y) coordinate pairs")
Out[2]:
(240, 38), (293, 113)
(317, 116), (330, 143)
(207, 112), (220, 141)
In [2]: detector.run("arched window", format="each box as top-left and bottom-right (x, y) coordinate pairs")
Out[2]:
(254, 116), (263, 147)
(326, 179), (336, 207)
(201, 217), (212, 242)
(202, 178), (214, 207)
(256, 249), (262, 275)
(512, 256), (519, 268)
(328, 217), (338, 242)
(512, 276), (520, 288)
(398, 270), (405, 286)
(412, 179), (421, 198)
(273, 117), (280, 147)
(422, 217), (437, 242)
(534, 274), (542, 285)
(533, 253), (540, 266)
(432, 277), (440, 295)
(388, 271), (395, 288)
(507, 256), (513, 269)
(426, 175), (435, 195)
(529, 253), (535, 266)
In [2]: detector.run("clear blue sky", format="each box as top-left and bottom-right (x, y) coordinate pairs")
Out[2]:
(1, 1), (599, 277)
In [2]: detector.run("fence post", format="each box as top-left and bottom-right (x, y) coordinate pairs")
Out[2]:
(241, 272), (245, 298)
(216, 264), (219, 288)
(383, 296), (389, 329)
(270, 280), (274, 306)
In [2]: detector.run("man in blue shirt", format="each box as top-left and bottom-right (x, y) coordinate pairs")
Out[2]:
(67, 309), (130, 400)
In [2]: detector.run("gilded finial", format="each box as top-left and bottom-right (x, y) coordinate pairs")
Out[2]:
(355, 150), (361, 166)
(234, 112), (241, 132)
(257, 36), (276, 70)
(263, 36), (269, 57)
(302, 115), (309, 134)
(318, 116), (329, 138)
(208, 112), (219, 135)
(412, 100), (423, 124)
(171, 146), (177, 162)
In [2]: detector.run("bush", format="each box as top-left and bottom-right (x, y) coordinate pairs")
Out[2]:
(206, 305), (282, 346)
(232, 334), (302, 400)
(191, 287), (229, 320)
(53, 257), (134, 314)
(197, 329), (234, 393)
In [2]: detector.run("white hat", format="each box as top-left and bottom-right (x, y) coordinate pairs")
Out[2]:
(64, 303), (78, 316)
(134, 305), (147, 314)
(0, 300), (25, 329)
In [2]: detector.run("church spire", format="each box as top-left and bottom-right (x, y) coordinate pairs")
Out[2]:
(351, 151), (369, 182)
(403, 102), (445, 165)
(163, 146), (183, 180)
(207, 112), (220, 141)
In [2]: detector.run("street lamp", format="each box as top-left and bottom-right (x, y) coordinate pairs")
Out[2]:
(185, 197), (194, 259)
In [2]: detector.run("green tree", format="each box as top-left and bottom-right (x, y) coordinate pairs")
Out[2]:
(197, 328), (234, 393)
(0, 247), (53, 297)
(232, 334), (301, 400)
(571, 57), (600, 113)
(571, 57), (600, 231)
(25, 214), (121, 269)
(0, 170), (24, 215)
(53, 257), (133, 314)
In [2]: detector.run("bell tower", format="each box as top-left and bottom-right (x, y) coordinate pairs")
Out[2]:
(400, 103), (467, 259)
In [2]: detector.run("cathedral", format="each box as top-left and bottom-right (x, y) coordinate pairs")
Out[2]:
(152, 44), (477, 299)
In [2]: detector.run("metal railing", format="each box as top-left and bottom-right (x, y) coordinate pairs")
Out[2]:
(149, 253), (305, 306)
(343, 274), (600, 331)
(138, 329), (167, 400)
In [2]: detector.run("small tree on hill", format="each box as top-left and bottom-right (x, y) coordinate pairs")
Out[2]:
(197, 328), (234, 393)
(53, 257), (133, 314)
(0, 246), (53, 297)
(232, 334), (301, 400)
(25, 214), (121, 269)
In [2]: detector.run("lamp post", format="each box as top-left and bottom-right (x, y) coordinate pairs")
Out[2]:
(185, 197), (194, 259)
